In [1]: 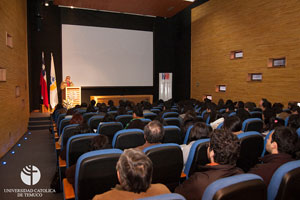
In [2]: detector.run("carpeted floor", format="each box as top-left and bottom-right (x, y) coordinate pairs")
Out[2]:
(0, 112), (63, 200)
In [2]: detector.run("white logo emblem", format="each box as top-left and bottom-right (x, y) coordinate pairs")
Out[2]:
(20, 165), (41, 186)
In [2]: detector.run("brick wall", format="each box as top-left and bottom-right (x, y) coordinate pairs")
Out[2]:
(0, 0), (29, 158)
(191, 0), (300, 106)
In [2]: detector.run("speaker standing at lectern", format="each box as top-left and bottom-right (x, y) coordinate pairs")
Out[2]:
(60, 75), (74, 90)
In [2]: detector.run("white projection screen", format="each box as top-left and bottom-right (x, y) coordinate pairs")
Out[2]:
(62, 24), (153, 87)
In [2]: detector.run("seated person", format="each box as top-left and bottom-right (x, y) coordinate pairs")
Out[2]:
(135, 120), (164, 151)
(125, 105), (144, 129)
(92, 149), (170, 200)
(86, 100), (96, 113)
(65, 135), (111, 187)
(175, 129), (243, 200)
(249, 126), (298, 186)
(223, 116), (243, 135)
(181, 122), (210, 166)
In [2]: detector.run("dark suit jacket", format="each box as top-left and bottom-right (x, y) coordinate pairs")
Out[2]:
(175, 164), (243, 200)
(248, 153), (293, 186)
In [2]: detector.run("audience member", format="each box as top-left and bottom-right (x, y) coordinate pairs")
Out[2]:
(175, 129), (242, 200)
(135, 120), (164, 151)
(249, 127), (298, 186)
(125, 105), (144, 129)
(181, 122), (210, 166)
(92, 149), (170, 200)
(86, 100), (96, 113)
(223, 116), (243, 135)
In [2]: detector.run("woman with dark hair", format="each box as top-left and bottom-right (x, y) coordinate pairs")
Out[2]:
(65, 134), (111, 187)
(223, 116), (243, 135)
(181, 122), (210, 167)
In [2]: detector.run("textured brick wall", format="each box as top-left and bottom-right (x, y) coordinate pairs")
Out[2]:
(191, 0), (300, 106)
(0, 0), (29, 158)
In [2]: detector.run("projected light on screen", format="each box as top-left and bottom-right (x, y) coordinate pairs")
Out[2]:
(62, 24), (153, 87)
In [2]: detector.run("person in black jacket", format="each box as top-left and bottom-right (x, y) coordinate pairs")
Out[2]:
(175, 129), (243, 200)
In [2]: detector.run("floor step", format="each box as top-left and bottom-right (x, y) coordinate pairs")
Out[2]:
(28, 121), (51, 126)
(29, 117), (51, 121)
(28, 125), (51, 131)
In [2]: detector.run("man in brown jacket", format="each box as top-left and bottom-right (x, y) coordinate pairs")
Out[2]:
(92, 149), (170, 200)
(175, 129), (243, 200)
(249, 126), (297, 186)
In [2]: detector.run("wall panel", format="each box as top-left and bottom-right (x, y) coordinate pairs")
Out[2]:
(191, 0), (300, 106)
(0, 0), (29, 158)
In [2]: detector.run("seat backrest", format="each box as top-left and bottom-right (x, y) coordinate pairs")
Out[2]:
(184, 139), (210, 178)
(82, 112), (97, 122)
(112, 129), (145, 150)
(115, 114), (133, 127)
(183, 125), (193, 144)
(56, 113), (66, 128)
(268, 160), (300, 200)
(202, 174), (266, 200)
(61, 124), (80, 148)
(59, 118), (71, 136)
(138, 193), (186, 200)
(284, 116), (290, 127)
(150, 109), (161, 115)
(237, 131), (264, 172)
(249, 111), (263, 119)
(88, 115), (104, 131)
(296, 127), (300, 138)
(144, 112), (157, 120)
(75, 149), (123, 200)
(139, 118), (152, 124)
(97, 122), (123, 143)
(261, 130), (274, 157)
(163, 126), (182, 144)
(143, 144), (183, 191)
(242, 118), (263, 132)
(107, 110), (117, 115)
(228, 112), (236, 117)
(164, 117), (181, 127)
(66, 133), (99, 167)
(217, 122), (224, 129)
(162, 112), (179, 118)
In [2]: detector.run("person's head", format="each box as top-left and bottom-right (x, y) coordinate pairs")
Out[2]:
(272, 103), (284, 114)
(108, 100), (114, 107)
(260, 98), (272, 110)
(236, 108), (250, 122)
(237, 101), (244, 109)
(133, 105), (144, 118)
(266, 127), (298, 155)
(291, 105), (300, 115)
(90, 100), (96, 107)
(89, 135), (110, 151)
(116, 149), (153, 193)
(102, 113), (116, 122)
(287, 114), (300, 130)
(70, 112), (83, 124)
(245, 102), (255, 112)
(65, 76), (71, 82)
(223, 116), (242, 133)
(208, 129), (240, 165)
(188, 122), (210, 143)
(143, 120), (164, 143)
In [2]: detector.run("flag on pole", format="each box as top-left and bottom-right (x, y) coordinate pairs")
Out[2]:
(50, 52), (58, 109)
(40, 51), (49, 108)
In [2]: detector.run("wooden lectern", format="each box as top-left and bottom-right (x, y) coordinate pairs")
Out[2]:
(62, 87), (81, 108)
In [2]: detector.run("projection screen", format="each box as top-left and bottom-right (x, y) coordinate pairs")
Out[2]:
(62, 24), (153, 87)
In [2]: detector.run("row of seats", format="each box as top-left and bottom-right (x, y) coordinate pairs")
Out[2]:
(63, 140), (300, 200)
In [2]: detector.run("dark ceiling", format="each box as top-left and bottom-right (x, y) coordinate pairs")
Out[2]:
(53, 0), (195, 18)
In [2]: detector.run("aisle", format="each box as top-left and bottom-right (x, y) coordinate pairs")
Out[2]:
(0, 112), (63, 200)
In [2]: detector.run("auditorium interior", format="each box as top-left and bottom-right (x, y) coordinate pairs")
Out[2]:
(1, 0), (300, 199)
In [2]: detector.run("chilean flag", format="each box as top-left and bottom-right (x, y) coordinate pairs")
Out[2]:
(40, 52), (49, 108)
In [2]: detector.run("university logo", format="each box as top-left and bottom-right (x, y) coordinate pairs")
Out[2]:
(20, 165), (41, 186)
